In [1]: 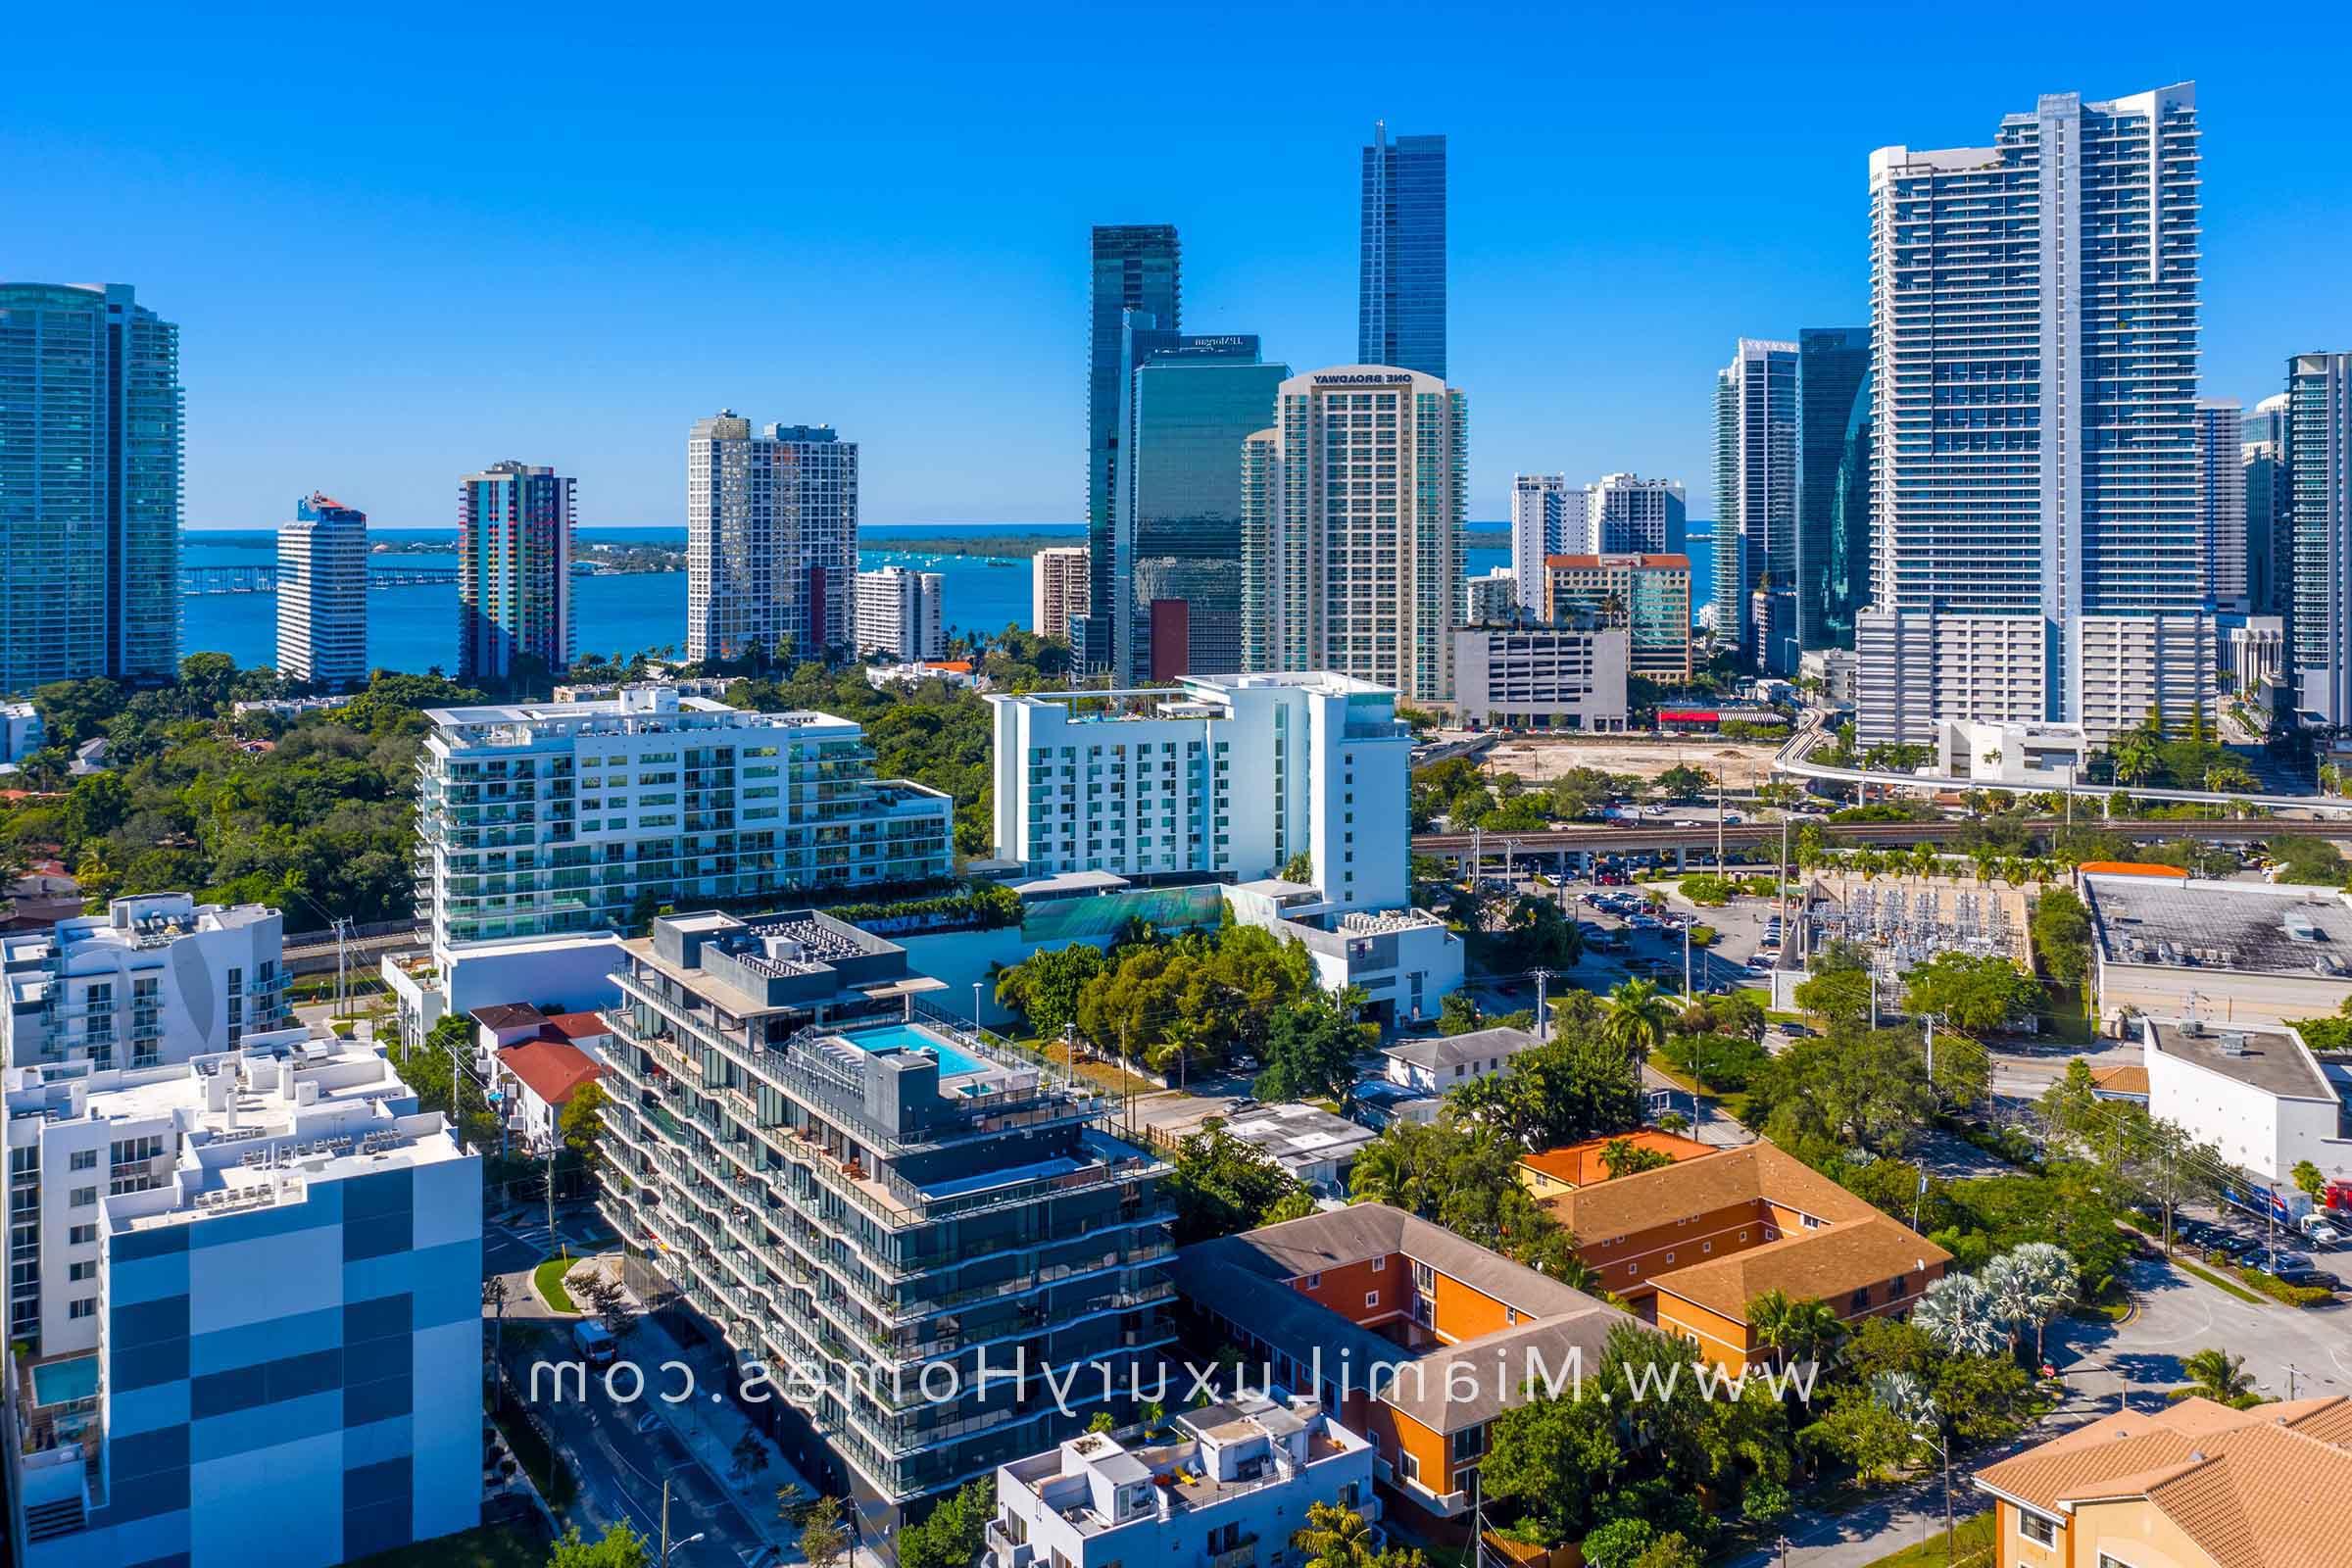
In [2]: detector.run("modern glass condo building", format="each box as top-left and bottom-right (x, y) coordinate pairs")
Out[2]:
(686, 415), (858, 664)
(413, 686), (953, 957)
(1358, 123), (1447, 380)
(1714, 339), (1799, 673)
(2288, 353), (2352, 725)
(1081, 226), (1182, 673)
(0, 282), (181, 692)
(457, 461), (574, 683)
(2245, 394), (2295, 625)
(2196, 398), (2249, 612)
(1795, 328), (1871, 652)
(598, 910), (1173, 1543)
(1856, 83), (2211, 745)
(1121, 354), (1289, 680)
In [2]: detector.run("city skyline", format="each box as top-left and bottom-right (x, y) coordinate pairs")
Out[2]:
(16, 5), (2346, 534)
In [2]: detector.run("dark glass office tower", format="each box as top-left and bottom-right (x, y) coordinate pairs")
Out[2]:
(1358, 123), (1447, 379)
(1082, 225), (1182, 671)
(1097, 315), (1261, 681)
(1796, 327), (1872, 651)
(0, 282), (181, 691)
(1123, 355), (1290, 680)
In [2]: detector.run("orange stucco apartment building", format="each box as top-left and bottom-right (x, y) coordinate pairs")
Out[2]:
(1171, 1204), (1626, 1532)
(1525, 1139), (1952, 1369)
(1973, 1394), (2352, 1567)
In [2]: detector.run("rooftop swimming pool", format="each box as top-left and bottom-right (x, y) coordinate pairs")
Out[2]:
(31, 1355), (98, 1407)
(835, 1020), (990, 1080)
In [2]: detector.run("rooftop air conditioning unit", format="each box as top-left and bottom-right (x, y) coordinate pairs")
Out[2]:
(2217, 1033), (2249, 1056)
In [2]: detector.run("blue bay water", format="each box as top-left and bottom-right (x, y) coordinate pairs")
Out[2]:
(179, 523), (1714, 676)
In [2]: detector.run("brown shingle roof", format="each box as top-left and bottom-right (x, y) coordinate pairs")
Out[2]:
(1646, 1214), (1949, 1321)
(1974, 1396), (2352, 1568)
(1171, 1203), (1632, 1436)
(1544, 1141), (1873, 1245)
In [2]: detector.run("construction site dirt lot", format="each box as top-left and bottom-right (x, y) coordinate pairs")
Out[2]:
(1481, 735), (1785, 791)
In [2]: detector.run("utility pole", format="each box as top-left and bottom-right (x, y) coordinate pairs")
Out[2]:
(1682, 920), (1692, 1003)
(1531, 969), (1552, 1041)
(660, 1475), (672, 1568)
(1715, 773), (1727, 868)
(332, 915), (353, 1012)
(2286, 1361), (2302, 1400)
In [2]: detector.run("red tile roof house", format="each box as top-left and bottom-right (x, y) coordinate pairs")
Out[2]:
(471, 1004), (608, 1148)
(494, 1038), (605, 1148)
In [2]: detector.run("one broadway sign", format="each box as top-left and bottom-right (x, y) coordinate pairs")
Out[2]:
(1311, 371), (1416, 386)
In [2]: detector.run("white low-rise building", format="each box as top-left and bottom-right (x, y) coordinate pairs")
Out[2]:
(987, 1393), (1375, 1568)
(416, 685), (954, 957)
(2141, 1016), (2352, 1186)
(1217, 1103), (1378, 1198)
(1, 703), (45, 764)
(379, 929), (628, 1049)
(1380, 1025), (1539, 1095)
(1, 1037), (480, 1568)
(1221, 882), (1462, 1030)
(1, 895), (290, 1075)
(2082, 873), (2352, 1029)
(1930, 719), (2093, 787)
(991, 673), (1413, 913)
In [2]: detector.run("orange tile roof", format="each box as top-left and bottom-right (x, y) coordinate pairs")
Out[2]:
(1521, 1130), (1717, 1190)
(2090, 1063), (2151, 1096)
(496, 1040), (604, 1107)
(1975, 1396), (2352, 1568)
(540, 1011), (611, 1042)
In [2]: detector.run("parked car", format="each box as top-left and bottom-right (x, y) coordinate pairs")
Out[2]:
(2300, 1214), (2342, 1246)
(2278, 1267), (2341, 1291)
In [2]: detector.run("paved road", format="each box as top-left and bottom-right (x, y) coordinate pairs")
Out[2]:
(500, 1333), (767, 1568)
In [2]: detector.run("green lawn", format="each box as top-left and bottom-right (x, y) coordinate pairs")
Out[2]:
(348, 1520), (549, 1568)
(533, 1256), (579, 1314)
(1861, 1512), (1996, 1568)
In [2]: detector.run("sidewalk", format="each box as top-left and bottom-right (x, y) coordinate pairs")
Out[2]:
(626, 1302), (811, 1560)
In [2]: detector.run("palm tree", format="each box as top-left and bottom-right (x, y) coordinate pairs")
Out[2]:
(2180, 1347), (2256, 1405)
(1912, 1272), (2008, 1358)
(1294, 1502), (1382, 1568)
(1984, 1243), (2080, 1365)
(1969, 844), (1999, 885)
(1747, 1290), (1845, 1372)
(1603, 977), (1673, 1059)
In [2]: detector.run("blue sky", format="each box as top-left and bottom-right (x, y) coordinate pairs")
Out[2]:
(12, 1), (2349, 528)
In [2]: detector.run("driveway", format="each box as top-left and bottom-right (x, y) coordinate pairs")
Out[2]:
(2057, 1250), (2352, 1406)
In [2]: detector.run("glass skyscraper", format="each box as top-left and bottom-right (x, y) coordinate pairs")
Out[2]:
(1714, 338), (1799, 673)
(2288, 353), (2352, 725)
(1082, 224), (1182, 672)
(1795, 327), (1872, 652)
(1856, 83), (2211, 745)
(2245, 394), (2294, 625)
(1123, 356), (1290, 679)
(0, 282), (181, 692)
(457, 461), (575, 684)
(1358, 123), (1447, 380)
